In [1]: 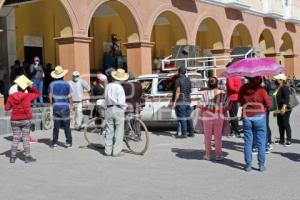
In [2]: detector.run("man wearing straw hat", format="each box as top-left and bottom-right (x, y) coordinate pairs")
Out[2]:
(104, 69), (128, 156)
(48, 66), (73, 148)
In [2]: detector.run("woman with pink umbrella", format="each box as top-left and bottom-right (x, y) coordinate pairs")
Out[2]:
(224, 57), (284, 172)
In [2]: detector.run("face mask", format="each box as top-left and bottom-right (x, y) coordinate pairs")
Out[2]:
(35, 61), (39, 65)
(73, 77), (79, 82)
(275, 80), (280, 85)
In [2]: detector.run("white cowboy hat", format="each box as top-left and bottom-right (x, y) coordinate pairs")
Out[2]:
(111, 69), (129, 81)
(51, 66), (68, 79)
(274, 73), (287, 81)
(72, 71), (80, 77)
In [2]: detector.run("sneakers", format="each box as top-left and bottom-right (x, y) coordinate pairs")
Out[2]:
(10, 157), (16, 163)
(275, 140), (285, 145)
(265, 148), (270, 154)
(176, 135), (187, 139)
(267, 144), (274, 150)
(66, 143), (73, 148)
(203, 155), (211, 161)
(216, 155), (224, 161)
(284, 141), (292, 147)
(259, 165), (266, 172)
(24, 156), (36, 163)
(245, 166), (252, 172)
(187, 132), (195, 138)
(50, 143), (58, 149)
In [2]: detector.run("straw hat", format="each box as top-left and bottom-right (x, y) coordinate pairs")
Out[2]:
(72, 71), (80, 77)
(111, 69), (129, 81)
(51, 66), (68, 79)
(274, 73), (287, 81)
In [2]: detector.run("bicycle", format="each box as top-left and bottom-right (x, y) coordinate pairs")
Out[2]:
(84, 109), (149, 155)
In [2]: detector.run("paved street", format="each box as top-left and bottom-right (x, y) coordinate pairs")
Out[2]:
(0, 106), (300, 200)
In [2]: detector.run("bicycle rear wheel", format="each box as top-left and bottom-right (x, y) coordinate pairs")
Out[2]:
(124, 117), (149, 155)
(84, 117), (106, 149)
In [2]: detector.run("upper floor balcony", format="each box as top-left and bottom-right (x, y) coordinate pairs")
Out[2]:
(284, 0), (300, 23)
(262, 0), (284, 19)
(198, 0), (251, 10)
(197, 0), (300, 23)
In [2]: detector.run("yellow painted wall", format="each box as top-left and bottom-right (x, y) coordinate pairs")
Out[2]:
(196, 18), (224, 55)
(90, 15), (126, 71)
(89, 2), (140, 71)
(151, 25), (173, 58)
(280, 33), (293, 55)
(259, 30), (275, 56)
(15, 0), (72, 66)
(230, 25), (252, 48)
(150, 12), (187, 61)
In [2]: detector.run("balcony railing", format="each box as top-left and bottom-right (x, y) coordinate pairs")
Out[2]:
(263, 0), (284, 18)
(286, 4), (300, 23)
(196, 0), (250, 10)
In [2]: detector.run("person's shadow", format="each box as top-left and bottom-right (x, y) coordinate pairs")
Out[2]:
(0, 150), (25, 162)
(272, 152), (300, 162)
(171, 148), (245, 171)
(37, 138), (68, 148)
(222, 140), (244, 152)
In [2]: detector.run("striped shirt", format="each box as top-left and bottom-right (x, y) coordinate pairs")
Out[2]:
(199, 89), (230, 113)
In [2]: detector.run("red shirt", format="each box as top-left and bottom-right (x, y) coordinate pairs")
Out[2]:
(226, 76), (242, 101)
(5, 87), (40, 121)
(238, 83), (271, 118)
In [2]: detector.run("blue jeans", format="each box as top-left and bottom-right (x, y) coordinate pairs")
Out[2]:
(53, 107), (72, 144)
(175, 104), (194, 135)
(33, 79), (43, 104)
(243, 114), (267, 168)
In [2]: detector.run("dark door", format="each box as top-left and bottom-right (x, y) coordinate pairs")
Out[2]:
(24, 46), (43, 65)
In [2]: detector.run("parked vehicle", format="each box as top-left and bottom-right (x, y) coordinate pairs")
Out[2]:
(137, 72), (205, 126)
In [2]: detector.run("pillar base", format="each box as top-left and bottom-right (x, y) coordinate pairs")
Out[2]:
(55, 36), (93, 83)
(124, 42), (154, 77)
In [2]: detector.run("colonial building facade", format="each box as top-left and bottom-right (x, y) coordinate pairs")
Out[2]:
(0, 0), (300, 81)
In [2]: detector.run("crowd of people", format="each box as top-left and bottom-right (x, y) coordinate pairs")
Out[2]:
(2, 60), (297, 172)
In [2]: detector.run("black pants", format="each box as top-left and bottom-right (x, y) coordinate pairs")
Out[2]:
(266, 111), (272, 144)
(229, 101), (239, 134)
(277, 111), (292, 142)
(53, 108), (72, 144)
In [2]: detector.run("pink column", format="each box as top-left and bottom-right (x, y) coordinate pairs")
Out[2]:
(55, 36), (92, 83)
(124, 42), (154, 77)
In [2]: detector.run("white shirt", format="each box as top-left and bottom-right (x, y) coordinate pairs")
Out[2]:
(68, 79), (91, 102)
(104, 82), (127, 110)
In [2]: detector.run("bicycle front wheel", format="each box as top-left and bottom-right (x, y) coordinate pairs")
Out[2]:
(124, 117), (149, 155)
(84, 117), (106, 149)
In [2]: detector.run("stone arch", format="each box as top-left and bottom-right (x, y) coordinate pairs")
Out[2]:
(87, 0), (142, 71)
(230, 23), (253, 48)
(146, 6), (190, 43)
(258, 29), (276, 56)
(149, 10), (188, 61)
(195, 17), (224, 56)
(280, 32), (294, 55)
(86, 0), (142, 40)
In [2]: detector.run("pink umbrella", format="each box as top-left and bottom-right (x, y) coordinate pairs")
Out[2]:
(222, 58), (285, 78)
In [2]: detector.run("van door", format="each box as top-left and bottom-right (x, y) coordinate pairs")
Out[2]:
(138, 79), (154, 120)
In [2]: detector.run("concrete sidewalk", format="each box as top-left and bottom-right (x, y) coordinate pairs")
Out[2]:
(0, 107), (299, 200)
